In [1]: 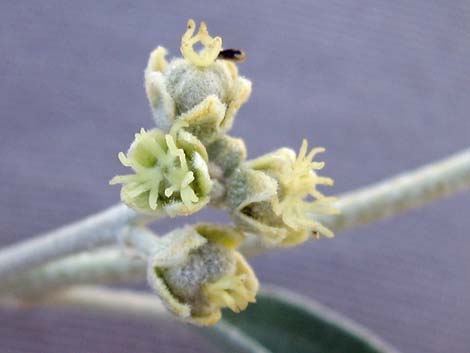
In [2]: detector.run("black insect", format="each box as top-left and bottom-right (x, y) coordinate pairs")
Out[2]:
(217, 49), (246, 63)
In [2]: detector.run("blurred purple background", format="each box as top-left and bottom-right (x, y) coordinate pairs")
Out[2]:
(0, 1), (469, 352)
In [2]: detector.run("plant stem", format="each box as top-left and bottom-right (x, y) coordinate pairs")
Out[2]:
(122, 227), (162, 258)
(0, 227), (162, 298)
(241, 148), (470, 255)
(0, 249), (146, 298)
(0, 204), (158, 283)
(324, 147), (470, 232)
(0, 286), (168, 320)
(0, 148), (469, 290)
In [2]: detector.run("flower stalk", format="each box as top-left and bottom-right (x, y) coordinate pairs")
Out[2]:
(241, 147), (470, 255)
(0, 204), (155, 283)
(0, 286), (169, 322)
(1, 147), (468, 300)
(322, 147), (470, 232)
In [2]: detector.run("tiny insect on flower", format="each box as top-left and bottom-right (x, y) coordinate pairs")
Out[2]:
(143, 19), (252, 143)
(217, 48), (247, 63)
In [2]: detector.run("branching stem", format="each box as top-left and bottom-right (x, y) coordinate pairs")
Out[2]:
(0, 204), (158, 283)
(0, 286), (168, 320)
(0, 148), (468, 294)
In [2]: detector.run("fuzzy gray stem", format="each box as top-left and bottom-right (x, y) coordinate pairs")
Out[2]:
(0, 249), (146, 298)
(123, 227), (162, 258)
(241, 148), (470, 255)
(1, 148), (469, 292)
(0, 204), (157, 283)
(0, 228), (162, 298)
(322, 147), (470, 232)
(0, 286), (168, 320)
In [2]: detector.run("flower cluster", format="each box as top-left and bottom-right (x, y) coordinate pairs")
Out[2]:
(111, 19), (338, 325)
(112, 20), (252, 219)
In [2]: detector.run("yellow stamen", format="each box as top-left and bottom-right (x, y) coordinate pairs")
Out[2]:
(272, 139), (338, 239)
(204, 273), (256, 313)
(180, 19), (222, 67)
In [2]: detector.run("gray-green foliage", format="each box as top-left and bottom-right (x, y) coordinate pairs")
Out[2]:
(202, 287), (400, 353)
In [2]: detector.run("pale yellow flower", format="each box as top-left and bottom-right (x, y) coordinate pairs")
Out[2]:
(110, 127), (212, 216)
(266, 140), (339, 239)
(144, 19), (251, 144)
(147, 224), (258, 325)
(227, 140), (338, 246)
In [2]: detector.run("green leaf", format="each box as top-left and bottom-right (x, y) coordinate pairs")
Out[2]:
(203, 286), (400, 353)
(195, 320), (273, 353)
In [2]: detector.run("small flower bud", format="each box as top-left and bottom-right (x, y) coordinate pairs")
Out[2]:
(207, 135), (247, 178)
(110, 128), (212, 216)
(165, 59), (233, 116)
(147, 224), (258, 326)
(177, 94), (227, 145)
(226, 140), (338, 246)
(144, 19), (252, 142)
(225, 167), (290, 243)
